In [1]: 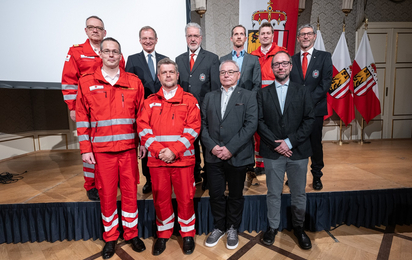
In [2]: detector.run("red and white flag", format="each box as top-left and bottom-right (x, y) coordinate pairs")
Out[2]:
(314, 29), (326, 52)
(327, 32), (355, 125)
(350, 31), (381, 124)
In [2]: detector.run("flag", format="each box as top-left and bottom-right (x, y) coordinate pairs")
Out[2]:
(350, 31), (381, 124)
(239, 0), (299, 53)
(328, 32), (355, 125)
(314, 29), (326, 51)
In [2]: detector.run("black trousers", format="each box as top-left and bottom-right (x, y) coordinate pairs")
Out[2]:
(141, 155), (150, 182)
(206, 161), (247, 231)
(310, 116), (324, 178)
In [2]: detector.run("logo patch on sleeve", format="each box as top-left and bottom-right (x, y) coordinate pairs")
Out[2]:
(65, 55), (71, 62)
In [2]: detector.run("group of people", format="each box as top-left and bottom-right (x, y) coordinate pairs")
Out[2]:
(61, 15), (332, 259)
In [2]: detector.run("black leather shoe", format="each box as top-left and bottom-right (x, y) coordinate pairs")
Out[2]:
(142, 181), (152, 194)
(312, 177), (323, 190)
(255, 167), (265, 176)
(194, 173), (203, 184)
(293, 226), (312, 250)
(102, 240), (117, 259)
(126, 237), (146, 252)
(153, 238), (168, 255)
(202, 180), (208, 191)
(261, 227), (278, 245)
(285, 180), (289, 186)
(87, 188), (100, 201)
(182, 236), (195, 255)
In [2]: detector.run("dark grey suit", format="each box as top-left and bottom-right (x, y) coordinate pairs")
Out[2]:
(257, 81), (314, 229)
(126, 51), (167, 98)
(176, 48), (220, 105)
(202, 86), (257, 230)
(125, 50), (167, 182)
(290, 49), (332, 178)
(220, 52), (261, 92)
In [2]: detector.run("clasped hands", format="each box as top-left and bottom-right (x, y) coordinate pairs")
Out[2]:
(274, 140), (293, 158)
(158, 148), (176, 163)
(212, 145), (232, 160)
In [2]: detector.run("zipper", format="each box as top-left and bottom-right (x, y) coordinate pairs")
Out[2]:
(122, 93), (124, 108)
(172, 113), (175, 126)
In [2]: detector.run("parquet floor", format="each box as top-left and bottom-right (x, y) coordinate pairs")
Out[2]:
(1, 139), (412, 259)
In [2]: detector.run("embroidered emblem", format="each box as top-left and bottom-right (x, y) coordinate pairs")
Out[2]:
(89, 85), (104, 91)
(199, 73), (206, 81)
(312, 70), (319, 78)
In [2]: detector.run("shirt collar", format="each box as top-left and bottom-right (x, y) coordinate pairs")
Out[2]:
(232, 49), (245, 57)
(190, 47), (201, 56)
(275, 79), (289, 88)
(101, 68), (120, 81)
(300, 47), (314, 56)
(221, 84), (237, 92)
(162, 86), (178, 100)
(143, 49), (156, 58)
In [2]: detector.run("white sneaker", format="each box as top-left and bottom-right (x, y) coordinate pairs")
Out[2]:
(205, 229), (225, 247)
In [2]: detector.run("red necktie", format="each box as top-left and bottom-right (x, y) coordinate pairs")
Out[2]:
(190, 53), (195, 71)
(302, 52), (308, 79)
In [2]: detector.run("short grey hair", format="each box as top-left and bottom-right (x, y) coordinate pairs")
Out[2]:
(139, 26), (157, 39)
(185, 22), (202, 36)
(86, 16), (104, 28)
(297, 24), (316, 35)
(157, 58), (179, 74)
(219, 60), (240, 71)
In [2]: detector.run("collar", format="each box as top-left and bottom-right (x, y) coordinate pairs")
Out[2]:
(232, 49), (245, 57)
(261, 44), (272, 55)
(162, 86), (178, 100)
(143, 49), (156, 58)
(190, 47), (201, 56)
(300, 47), (314, 56)
(221, 84), (237, 92)
(275, 79), (289, 88)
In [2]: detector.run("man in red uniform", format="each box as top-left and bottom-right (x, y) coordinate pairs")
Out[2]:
(61, 15), (125, 201)
(251, 22), (287, 175)
(76, 38), (145, 259)
(138, 58), (201, 256)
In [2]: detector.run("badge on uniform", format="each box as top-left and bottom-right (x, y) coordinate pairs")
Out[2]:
(312, 70), (319, 78)
(199, 73), (206, 82)
(81, 54), (95, 59)
(89, 85), (104, 91)
(65, 55), (71, 62)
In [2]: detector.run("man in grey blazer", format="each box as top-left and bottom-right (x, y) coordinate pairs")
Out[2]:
(201, 60), (257, 250)
(258, 51), (314, 250)
(220, 25), (261, 92)
(125, 26), (167, 194)
(290, 24), (333, 190)
(176, 22), (220, 187)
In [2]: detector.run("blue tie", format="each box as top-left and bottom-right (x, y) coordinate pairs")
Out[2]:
(148, 53), (155, 81)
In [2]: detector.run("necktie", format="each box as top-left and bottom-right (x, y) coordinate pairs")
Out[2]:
(302, 52), (308, 79)
(190, 53), (195, 71)
(148, 53), (155, 81)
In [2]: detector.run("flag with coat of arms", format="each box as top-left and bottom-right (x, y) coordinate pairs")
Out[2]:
(327, 32), (355, 125)
(350, 31), (381, 124)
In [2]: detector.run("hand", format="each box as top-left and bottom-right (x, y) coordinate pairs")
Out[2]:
(274, 140), (293, 158)
(82, 152), (96, 164)
(159, 148), (176, 163)
(70, 110), (76, 121)
(217, 146), (232, 160)
(139, 145), (146, 159)
(211, 145), (223, 156)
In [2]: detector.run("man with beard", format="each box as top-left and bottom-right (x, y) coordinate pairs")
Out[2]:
(257, 51), (314, 250)
(176, 22), (220, 189)
(220, 25), (261, 92)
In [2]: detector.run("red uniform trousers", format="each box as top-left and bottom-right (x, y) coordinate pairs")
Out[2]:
(150, 166), (196, 239)
(82, 162), (96, 191)
(254, 133), (264, 168)
(94, 149), (139, 242)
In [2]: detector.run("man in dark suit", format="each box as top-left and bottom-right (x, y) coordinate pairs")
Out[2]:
(258, 51), (314, 250)
(176, 22), (220, 187)
(126, 26), (167, 194)
(201, 60), (257, 250)
(290, 24), (333, 190)
(220, 25), (261, 92)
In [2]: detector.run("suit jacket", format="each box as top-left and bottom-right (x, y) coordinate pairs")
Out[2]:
(201, 86), (257, 167)
(125, 51), (167, 98)
(220, 52), (261, 92)
(257, 81), (315, 160)
(290, 49), (332, 117)
(176, 48), (220, 105)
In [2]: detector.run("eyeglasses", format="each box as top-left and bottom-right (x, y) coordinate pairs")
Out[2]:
(101, 49), (121, 55)
(298, 32), (315, 38)
(186, 34), (201, 39)
(86, 25), (105, 31)
(272, 61), (291, 68)
(220, 70), (239, 76)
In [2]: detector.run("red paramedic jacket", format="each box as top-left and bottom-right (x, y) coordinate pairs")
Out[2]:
(76, 67), (144, 154)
